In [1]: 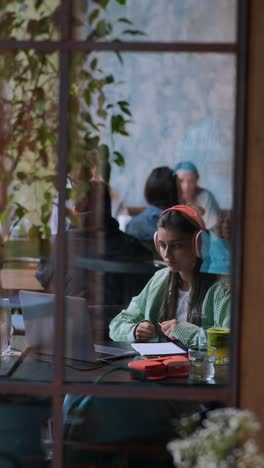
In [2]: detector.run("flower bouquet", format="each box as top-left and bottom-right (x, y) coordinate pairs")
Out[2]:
(167, 408), (264, 468)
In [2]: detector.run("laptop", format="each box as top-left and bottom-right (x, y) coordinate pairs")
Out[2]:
(19, 291), (138, 363)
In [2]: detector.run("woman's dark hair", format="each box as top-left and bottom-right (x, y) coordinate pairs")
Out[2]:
(144, 166), (178, 209)
(157, 210), (217, 326)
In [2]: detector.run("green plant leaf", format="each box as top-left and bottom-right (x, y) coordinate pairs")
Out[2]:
(88, 8), (100, 24)
(117, 100), (129, 106)
(41, 224), (51, 239)
(28, 225), (41, 241)
(118, 100), (132, 116)
(84, 135), (100, 150)
(88, 79), (100, 92)
(115, 0), (127, 5)
(15, 203), (28, 221)
(122, 29), (146, 36)
(90, 57), (98, 70)
(113, 151), (125, 167)
(34, 0), (44, 9)
(95, 19), (112, 37)
(38, 16), (50, 35)
(117, 17), (133, 25)
(105, 74), (114, 84)
(81, 112), (99, 131)
(0, 208), (9, 225)
(114, 50), (124, 64)
(120, 106), (132, 117)
(84, 88), (91, 106)
(16, 172), (28, 181)
(92, 0), (110, 8)
(97, 144), (111, 182)
(111, 114), (129, 136)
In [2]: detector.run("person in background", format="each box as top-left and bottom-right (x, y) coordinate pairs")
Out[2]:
(50, 153), (128, 235)
(37, 182), (153, 337)
(110, 205), (230, 349)
(125, 166), (178, 242)
(173, 161), (231, 275)
(173, 161), (220, 231)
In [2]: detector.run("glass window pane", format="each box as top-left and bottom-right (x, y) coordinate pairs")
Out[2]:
(0, 395), (51, 466)
(72, 0), (237, 43)
(63, 50), (235, 384)
(0, 50), (59, 383)
(0, 1), (60, 40)
(63, 395), (207, 464)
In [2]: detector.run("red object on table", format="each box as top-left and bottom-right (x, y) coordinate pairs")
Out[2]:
(128, 355), (189, 380)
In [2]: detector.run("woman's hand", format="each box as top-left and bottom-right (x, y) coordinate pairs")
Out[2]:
(159, 319), (179, 339)
(135, 321), (155, 342)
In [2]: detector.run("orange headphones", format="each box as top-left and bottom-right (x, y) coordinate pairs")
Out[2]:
(154, 205), (206, 258)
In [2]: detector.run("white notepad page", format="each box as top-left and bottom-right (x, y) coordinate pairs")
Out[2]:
(131, 342), (186, 356)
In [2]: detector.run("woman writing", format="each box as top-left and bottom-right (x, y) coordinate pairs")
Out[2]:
(109, 205), (230, 348)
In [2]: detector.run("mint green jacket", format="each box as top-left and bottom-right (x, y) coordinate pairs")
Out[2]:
(109, 268), (230, 348)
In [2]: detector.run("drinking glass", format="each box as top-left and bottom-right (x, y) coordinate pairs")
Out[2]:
(0, 298), (12, 355)
(188, 346), (216, 382)
(207, 327), (230, 364)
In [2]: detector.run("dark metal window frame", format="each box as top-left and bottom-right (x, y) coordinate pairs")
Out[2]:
(0, 0), (248, 466)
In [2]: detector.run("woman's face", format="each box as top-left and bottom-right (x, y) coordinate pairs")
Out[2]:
(176, 170), (198, 202)
(157, 227), (196, 275)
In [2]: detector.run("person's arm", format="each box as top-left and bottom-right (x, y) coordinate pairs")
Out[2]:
(109, 269), (168, 342)
(109, 299), (149, 342)
(169, 279), (231, 348)
(202, 278), (231, 329)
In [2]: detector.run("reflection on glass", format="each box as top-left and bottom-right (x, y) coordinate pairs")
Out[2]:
(63, 394), (202, 444)
(59, 50), (235, 384)
(0, 50), (58, 382)
(0, 396), (51, 464)
(0, 1), (60, 40)
(72, 0), (237, 43)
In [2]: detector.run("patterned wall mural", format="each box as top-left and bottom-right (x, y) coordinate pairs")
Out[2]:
(98, 0), (237, 209)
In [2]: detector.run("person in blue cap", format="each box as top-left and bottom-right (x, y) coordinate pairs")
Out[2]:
(173, 161), (231, 276)
(173, 161), (220, 231)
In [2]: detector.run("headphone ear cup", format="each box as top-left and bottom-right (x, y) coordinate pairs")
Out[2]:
(192, 230), (203, 258)
(154, 231), (161, 256)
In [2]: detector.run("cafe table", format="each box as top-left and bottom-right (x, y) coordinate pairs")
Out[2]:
(3, 336), (229, 388)
(0, 336), (230, 468)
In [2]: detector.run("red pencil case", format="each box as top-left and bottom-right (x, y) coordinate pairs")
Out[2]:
(128, 356), (189, 380)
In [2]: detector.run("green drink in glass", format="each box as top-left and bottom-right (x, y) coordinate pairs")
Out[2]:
(207, 327), (230, 364)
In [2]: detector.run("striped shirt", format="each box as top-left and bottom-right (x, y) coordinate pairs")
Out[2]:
(109, 268), (230, 348)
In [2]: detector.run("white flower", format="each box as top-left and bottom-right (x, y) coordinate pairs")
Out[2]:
(167, 408), (264, 468)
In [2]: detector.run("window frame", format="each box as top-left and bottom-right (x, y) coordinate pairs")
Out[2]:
(0, 0), (248, 466)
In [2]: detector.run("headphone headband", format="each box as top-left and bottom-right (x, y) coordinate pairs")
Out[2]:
(160, 205), (205, 230)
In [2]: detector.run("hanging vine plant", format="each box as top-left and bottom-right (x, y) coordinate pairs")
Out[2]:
(0, 0), (144, 240)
